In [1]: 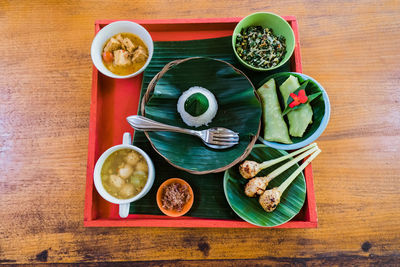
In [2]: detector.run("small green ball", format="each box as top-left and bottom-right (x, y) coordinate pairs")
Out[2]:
(184, 93), (209, 117)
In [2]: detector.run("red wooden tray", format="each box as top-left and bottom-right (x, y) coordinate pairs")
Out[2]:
(84, 17), (317, 228)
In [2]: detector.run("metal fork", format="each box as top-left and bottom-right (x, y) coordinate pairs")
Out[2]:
(126, 115), (239, 149)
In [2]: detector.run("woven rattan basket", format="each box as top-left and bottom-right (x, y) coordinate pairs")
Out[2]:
(140, 57), (261, 175)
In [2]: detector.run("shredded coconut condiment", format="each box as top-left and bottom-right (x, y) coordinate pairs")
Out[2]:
(161, 182), (191, 212)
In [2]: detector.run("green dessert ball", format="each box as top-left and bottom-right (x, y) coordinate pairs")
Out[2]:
(177, 86), (218, 128)
(184, 93), (210, 117)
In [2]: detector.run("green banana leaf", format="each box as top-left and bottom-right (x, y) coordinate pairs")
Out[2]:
(143, 57), (262, 173)
(257, 72), (325, 143)
(129, 139), (239, 219)
(224, 144), (306, 227)
(131, 37), (301, 219)
(135, 36), (291, 89)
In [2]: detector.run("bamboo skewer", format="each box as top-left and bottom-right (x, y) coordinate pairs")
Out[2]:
(239, 143), (317, 179)
(259, 143), (317, 170)
(243, 145), (319, 197)
(258, 148), (321, 212)
(277, 148), (321, 193)
(265, 146), (319, 181)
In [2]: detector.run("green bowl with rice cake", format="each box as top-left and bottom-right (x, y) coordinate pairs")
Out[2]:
(256, 72), (330, 150)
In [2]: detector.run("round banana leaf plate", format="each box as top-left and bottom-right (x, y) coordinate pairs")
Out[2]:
(257, 72), (330, 150)
(141, 57), (262, 174)
(223, 144), (306, 227)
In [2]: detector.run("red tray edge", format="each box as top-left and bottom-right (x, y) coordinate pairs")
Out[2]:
(84, 219), (317, 228)
(84, 23), (102, 222)
(84, 17), (317, 228)
(95, 16), (298, 26)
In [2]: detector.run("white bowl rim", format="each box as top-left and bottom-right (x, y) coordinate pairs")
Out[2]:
(258, 72), (331, 150)
(93, 144), (155, 204)
(90, 20), (154, 79)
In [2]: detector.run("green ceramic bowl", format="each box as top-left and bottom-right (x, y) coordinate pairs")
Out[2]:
(232, 12), (295, 71)
(257, 72), (330, 150)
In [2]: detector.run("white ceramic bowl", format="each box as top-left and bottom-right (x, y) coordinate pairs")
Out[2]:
(93, 133), (155, 218)
(91, 21), (154, 79)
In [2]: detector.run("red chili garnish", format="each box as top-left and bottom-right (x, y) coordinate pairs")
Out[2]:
(289, 89), (308, 108)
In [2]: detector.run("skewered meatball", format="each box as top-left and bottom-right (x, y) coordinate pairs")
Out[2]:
(239, 160), (260, 179)
(244, 177), (269, 197)
(259, 188), (281, 212)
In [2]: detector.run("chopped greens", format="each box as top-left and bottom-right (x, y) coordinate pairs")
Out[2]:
(235, 26), (287, 69)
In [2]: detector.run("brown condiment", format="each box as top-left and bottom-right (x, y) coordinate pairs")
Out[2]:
(161, 182), (191, 212)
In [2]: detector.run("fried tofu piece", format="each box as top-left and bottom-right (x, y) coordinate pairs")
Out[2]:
(103, 37), (121, 52)
(115, 34), (125, 49)
(132, 46), (148, 63)
(113, 50), (131, 66)
(122, 38), (137, 53)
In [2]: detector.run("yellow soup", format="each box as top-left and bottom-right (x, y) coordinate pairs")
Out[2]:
(101, 149), (148, 199)
(102, 32), (149, 76)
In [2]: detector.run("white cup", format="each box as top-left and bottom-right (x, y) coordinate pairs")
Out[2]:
(93, 132), (155, 218)
(91, 21), (154, 79)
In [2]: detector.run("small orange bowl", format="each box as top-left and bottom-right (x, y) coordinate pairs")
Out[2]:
(156, 178), (194, 217)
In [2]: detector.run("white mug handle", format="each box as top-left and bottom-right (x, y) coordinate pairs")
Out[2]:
(123, 132), (132, 145)
(119, 132), (132, 218)
(119, 203), (130, 218)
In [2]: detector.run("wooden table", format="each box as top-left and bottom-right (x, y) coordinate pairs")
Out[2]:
(0, 0), (399, 265)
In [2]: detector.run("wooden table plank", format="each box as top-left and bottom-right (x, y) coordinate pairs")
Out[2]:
(0, 0), (399, 265)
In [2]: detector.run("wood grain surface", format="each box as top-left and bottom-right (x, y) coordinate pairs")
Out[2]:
(0, 0), (399, 265)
